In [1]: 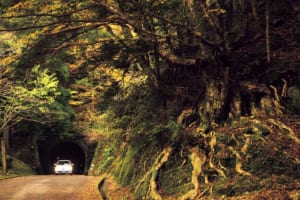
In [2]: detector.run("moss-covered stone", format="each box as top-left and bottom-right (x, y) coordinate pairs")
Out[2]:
(158, 161), (193, 196)
(215, 176), (261, 196)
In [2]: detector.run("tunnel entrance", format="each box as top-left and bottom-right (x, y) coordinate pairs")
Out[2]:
(38, 140), (86, 175)
(37, 134), (98, 175)
(49, 142), (85, 174)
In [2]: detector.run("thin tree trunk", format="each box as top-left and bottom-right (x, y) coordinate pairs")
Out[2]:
(265, 0), (271, 63)
(4, 128), (9, 150)
(251, 0), (257, 19)
(1, 137), (7, 172)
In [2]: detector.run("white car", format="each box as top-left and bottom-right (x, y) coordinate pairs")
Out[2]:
(54, 160), (73, 175)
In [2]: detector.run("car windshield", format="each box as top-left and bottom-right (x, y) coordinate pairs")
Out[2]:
(57, 160), (71, 165)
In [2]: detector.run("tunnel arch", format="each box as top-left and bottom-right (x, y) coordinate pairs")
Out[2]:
(37, 134), (98, 175)
(49, 142), (85, 174)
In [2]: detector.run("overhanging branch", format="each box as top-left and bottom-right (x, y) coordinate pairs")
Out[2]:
(158, 48), (197, 66)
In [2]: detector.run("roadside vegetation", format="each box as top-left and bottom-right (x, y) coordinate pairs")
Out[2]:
(1, 1), (299, 199)
(89, 80), (300, 200)
(0, 157), (34, 180)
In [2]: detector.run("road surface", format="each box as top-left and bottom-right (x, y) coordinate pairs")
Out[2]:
(0, 175), (101, 200)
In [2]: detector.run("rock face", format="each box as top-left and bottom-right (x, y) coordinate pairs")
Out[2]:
(288, 86), (300, 113)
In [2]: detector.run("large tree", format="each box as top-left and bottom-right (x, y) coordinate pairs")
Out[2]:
(1, 0), (299, 124)
(0, 65), (69, 172)
(1, 0), (300, 198)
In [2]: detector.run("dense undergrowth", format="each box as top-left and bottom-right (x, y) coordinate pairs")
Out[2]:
(90, 84), (300, 199)
(0, 157), (34, 180)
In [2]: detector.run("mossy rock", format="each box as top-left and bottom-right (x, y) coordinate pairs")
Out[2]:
(245, 136), (300, 178)
(11, 159), (34, 175)
(112, 147), (138, 186)
(215, 176), (261, 196)
(157, 154), (193, 196)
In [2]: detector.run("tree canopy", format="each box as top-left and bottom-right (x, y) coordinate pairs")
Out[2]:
(1, 1), (300, 199)
(1, 0), (299, 125)
(1, 0), (298, 89)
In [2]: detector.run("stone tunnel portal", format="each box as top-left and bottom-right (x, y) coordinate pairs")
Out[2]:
(38, 139), (87, 175)
(49, 142), (85, 174)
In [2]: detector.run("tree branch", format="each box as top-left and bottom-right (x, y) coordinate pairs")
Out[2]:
(160, 49), (197, 66)
(0, 4), (95, 19)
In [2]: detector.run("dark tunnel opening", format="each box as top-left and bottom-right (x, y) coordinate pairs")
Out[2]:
(38, 141), (85, 174)
(50, 142), (85, 174)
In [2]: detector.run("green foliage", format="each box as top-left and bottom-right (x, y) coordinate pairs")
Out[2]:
(246, 136), (300, 178)
(215, 175), (262, 197)
(0, 157), (35, 179)
(28, 65), (61, 102)
(46, 56), (70, 83)
(75, 77), (91, 86)
(0, 0), (18, 14)
(1, 1), (300, 198)
(113, 146), (138, 186)
(0, 64), (72, 137)
(1, 0), (299, 87)
(10, 158), (34, 175)
(158, 151), (193, 195)
(98, 146), (114, 173)
(133, 176), (150, 200)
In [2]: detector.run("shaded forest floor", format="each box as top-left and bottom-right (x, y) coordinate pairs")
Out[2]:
(97, 114), (300, 200)
(98, 175), (300, 200)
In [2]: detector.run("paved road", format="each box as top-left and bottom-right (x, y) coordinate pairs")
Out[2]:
(0, 175), (98, 200)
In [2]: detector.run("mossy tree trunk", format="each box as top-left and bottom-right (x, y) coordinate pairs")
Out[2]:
(0, 128), (9, 173)
(1, 136), (7, 173)
(195, 67), (284, 131)
(197, 67), (231, 130)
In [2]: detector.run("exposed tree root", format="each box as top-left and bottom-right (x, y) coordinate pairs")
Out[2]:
(281, 78), (288, 97)
(269, 85), (284, 115)
(208, 132), (226, 178)
(268, 119), (300, 144)
(255, 118), (300, 164)
(179, 146), (207, 200)
(208, 156), (227, 179)
(98, 114), (300, 199)
(177, 108), (194, 125)
(260, 136), (300, 164)
(134, 146), (172, 200)
(177, 115), (298, 199)
(232, 126), (256, 179)
(241, 134), (251, 154)
(229, 146), (253, 177)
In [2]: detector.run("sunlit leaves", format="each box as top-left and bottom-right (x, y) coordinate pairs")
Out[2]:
(29, 65), (61, 102)
(0, 31), (21, 68)
(0, 64), (64, 135)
